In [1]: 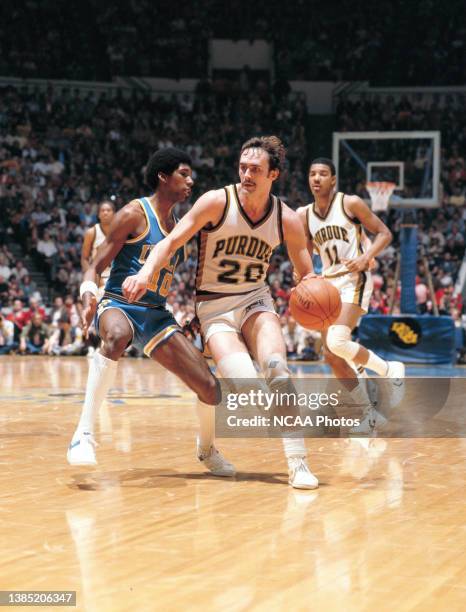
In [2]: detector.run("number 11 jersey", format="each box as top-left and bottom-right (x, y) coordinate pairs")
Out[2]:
(306, 191), (365, 278)
(195, 184), (283, 298)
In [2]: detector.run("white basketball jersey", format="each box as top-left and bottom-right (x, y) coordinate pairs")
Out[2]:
(196, 184), (283, 296)
(92, 223), (111, 283)
(306, 192), (364, 277)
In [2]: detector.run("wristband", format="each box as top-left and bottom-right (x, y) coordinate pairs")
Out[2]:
(80, 280), (99, 299)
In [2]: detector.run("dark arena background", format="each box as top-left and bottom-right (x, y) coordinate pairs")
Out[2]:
(1, 1), (466, 610)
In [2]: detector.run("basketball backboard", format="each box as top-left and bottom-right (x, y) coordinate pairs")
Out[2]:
(333, 131), (441, 208)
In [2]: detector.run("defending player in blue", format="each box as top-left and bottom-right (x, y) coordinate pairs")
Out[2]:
(67, 148), (235, 476)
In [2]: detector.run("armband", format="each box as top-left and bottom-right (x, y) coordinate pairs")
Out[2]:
(79, 280), (98, 299)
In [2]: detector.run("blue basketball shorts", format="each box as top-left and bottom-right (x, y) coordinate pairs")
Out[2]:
(95, 296), (180, 357)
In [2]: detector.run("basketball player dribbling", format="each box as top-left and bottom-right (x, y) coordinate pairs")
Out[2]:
(67, 148), (234, 477)
(123, 136), (319, 489)
(297, 158), (405, 433)
(81, 199), (116, 301)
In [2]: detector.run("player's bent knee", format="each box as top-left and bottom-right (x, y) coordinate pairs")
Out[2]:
(197, 376), (222, 406)
(323, 345), (341, 367)
(326, 324), (358, 361)
(102, 326), (131, 355)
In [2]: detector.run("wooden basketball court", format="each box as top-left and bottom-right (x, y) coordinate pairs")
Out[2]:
(1, 356), (466, 610)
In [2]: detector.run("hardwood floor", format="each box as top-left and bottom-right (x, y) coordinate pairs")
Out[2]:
(1, 356), (465, 611)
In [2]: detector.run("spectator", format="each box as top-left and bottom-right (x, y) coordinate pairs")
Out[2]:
(0, 254), (11, 280)
(0, 313), (16, 354)
(11, 260), (29, 280)
(47, 313), (83, 356)
(23, 297), (47, 324)
(19, 313), (50, 355)
(6, 298), (28, 330)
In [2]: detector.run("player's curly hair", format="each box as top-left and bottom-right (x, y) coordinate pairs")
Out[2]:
(144, 147), (192, 191)
(240, 135), (286, 172)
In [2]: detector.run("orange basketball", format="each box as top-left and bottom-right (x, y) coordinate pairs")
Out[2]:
(289, 277), (342, 331)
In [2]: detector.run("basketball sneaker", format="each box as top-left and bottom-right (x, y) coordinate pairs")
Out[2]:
(349, 404), (387, 437)
(197, 440), (236, 477)
(287, 456), (319, 489)
(384, 361), (406, 408)
(67, 432), (97, 466)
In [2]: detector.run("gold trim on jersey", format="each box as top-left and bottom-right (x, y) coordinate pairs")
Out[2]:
(305, 205), (313, 241)
(195, 287), (259, 302)
(356, 225), (363, 255)
(201, 187), (230, 233)
(340, 193), (362, 225)
(277, 196), (284, 244)
(125, 199), (150, 244)
(312, 191), (339, 221)
(144, 325), (180, 357)
(353, 272), (367, 306)
(195, 231), (208, 290)
(233, 184), (275, 229)
(146, 199), (176, 236)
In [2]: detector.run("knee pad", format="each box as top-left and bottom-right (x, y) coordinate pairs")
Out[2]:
(326, 325), (359, 362)
(262, 352), (290, 384)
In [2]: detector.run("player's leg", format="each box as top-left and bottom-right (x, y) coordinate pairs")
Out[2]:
(326, 280), (404, 378)
(325, 302), (403, 433)
(67, 307), (132, 465)
(151, 330), (236, 476)
(195, 295), (262, 475)
(241, 311), (318, 489)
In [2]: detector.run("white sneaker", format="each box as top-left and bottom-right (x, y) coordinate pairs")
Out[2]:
(349, 404), (387, 436)
(384, 361), (406, 408)
(197, 440), (236, 477)
(288, 456), (319, 489)
(67, 432), (97, 466)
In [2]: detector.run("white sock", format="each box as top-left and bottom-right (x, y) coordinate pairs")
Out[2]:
(349, 380), (372, 408)
(196, 400), (215, 450)
(365, 351), (389, 376)
(76, 352), (118, 435)
(354, 363), (368, 378)
(282, 437), (307, 459)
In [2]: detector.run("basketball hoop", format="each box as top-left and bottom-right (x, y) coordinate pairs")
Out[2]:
(366, 181), (396, 213)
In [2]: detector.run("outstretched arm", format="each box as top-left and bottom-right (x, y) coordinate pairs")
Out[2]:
(281, 204), (314, 282)
(122, 189), (225, 302)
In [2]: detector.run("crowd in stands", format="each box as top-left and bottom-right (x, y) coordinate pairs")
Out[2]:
(0, 81), (314, 357)
(1, 1), (464, 85)
(1, 77), (465, 360)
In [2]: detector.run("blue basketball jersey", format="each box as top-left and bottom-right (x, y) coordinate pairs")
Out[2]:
(104, 197), (185, 307)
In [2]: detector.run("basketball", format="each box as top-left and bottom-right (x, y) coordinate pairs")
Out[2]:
(290, 277), (342, 331)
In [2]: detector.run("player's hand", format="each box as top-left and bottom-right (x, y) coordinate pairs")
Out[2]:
(292, 271), (319, 285)
(301, 272), (320, 281)
(342, 255), (370, 273)
(122, 273), (149, 303)
(81, 295), (97, 339)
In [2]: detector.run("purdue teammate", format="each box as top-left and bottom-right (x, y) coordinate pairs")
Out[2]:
(297, 158), (405, 430)
(68, 148), (234, 477)
(81, 200), (115, 300)
(123, 136), (319, 489)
